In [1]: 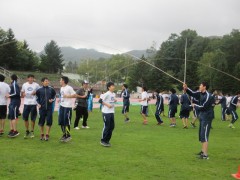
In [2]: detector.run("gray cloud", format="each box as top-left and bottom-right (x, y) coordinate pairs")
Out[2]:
(0, 0), (239, 53)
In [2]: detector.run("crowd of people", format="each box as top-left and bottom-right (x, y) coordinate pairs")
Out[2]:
(0, 74), (239, 157)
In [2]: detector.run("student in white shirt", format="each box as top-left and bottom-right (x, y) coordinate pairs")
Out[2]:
(0, 74), (10, 136)
(139, 87), (149, 125)
(58, 76), (77, 142)
(21, 74), (40, 138)
(99, 82), (117, 147)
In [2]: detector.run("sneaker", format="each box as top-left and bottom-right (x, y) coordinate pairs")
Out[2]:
(8, 130), (14, 137)
(60, 135), (66, 142)
(82, 126), (90, 129)
(183, 126), (188, 129)
(45, 134), (49, 141)
(125, 118), (130, 122)
(74, 127), (80, 130)
(199, 154), (209, 160)
(30, 131), (34, 138)
(157, 122), (164, 125)
(100, 141), (111, 147)
(143, 120), (148, 125)
(10, 131), (20, 138)
(40, 134), (44, 140)
(63, 135), (72, 142)
(24, 130), (30, 139)
(190, 122), (196, 128)
(196, 151), (203, 156)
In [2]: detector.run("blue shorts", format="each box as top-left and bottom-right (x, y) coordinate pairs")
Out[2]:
(199, 120), (212, 142)
(140, 105), (148, 115)
(58, 106), (72, 126)
(23, 105), (37, 121)
(0, 105), (7, 119)
(180, 110), (190, 119)
(168, 108), (177, 118)
(38, 108), (53, 126)
(8, 100), (21, 120)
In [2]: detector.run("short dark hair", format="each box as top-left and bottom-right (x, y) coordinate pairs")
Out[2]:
(170, 88), (176, 94)
(201, 81), (209, 90)
(28, 74), (34, 78)
(61, 76), (69, 84)
(236, 91), (240, 95)
(0, 74), (5, 82)
(11, 74), (18, 81)
(142, 86), (147, 92)
(155, 89), (160, 94)
(41, 77), (48, 82)
(106, 82), (114, 90)
(123, 84), (128, 89)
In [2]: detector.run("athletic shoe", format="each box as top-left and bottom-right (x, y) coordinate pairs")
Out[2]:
(190, 122), (196, 128)
(82, 126), (90, 129)
(199, 154), (209, 160)
(143, 120), (148, 125)
(100, 141), (111, 147)
(10, 131), (20, 138)
(8, 130), (14, 137)
(125, 118), (130, 122)
(228, 124), (235, 128)
(40, 134), (44, 140)
(45, 134), (49, 141)
(60, 135), (66, 142)
(183, 126), (188, 129)
(24, 130), (30, 139)
(196, 151), (203, 156)
(74, 127), (80, 130)
(157, 122), (164, 125)
(63, 135), (72, 142)
(30, 131), (34, 138)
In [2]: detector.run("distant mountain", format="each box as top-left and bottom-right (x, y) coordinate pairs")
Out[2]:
(60, 47), (112, 62)
(39, 47), (148, 62)
(124, 50), (148, 58)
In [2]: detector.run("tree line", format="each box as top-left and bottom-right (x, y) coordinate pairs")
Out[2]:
(0, 27), (64, 73)
(76, 29), (240, 94)
(1, 27), (239, 94)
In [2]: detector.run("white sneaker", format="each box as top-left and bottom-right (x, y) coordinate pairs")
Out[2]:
(74, 127), (80, 130)
(82, 126), (90, 129)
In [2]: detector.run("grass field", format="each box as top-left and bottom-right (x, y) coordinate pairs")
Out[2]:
(0, 104), (239, 180)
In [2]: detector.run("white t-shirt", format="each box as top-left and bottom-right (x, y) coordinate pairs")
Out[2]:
(0, 82), (10, 105)
(101, 91), (116, 113)
(21, 82), (40, 105)
(140, 91), (148, 106)
(226, 96), (232, 107)
(60, 85), (76, 108)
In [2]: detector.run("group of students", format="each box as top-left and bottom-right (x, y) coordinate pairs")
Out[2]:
(137, 82), (240, 159)
(0, 74), (107, 144)
(1, 74), (239, 154)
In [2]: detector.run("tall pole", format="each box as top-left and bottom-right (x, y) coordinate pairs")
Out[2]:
(184, 38), (187, 84)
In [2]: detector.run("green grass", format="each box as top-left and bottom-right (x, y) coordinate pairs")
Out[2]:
(0, 105), (239, 180)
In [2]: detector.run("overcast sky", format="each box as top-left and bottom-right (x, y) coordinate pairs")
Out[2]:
(0, 0), (239, 54)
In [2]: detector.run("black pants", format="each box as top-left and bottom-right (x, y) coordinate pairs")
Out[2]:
(74, 106), (88, 127)
(155, 109), (163, 123)
(101, 113), (115, 143)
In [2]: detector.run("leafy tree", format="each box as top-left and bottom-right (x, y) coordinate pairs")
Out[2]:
(39, 40), (64, 73)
